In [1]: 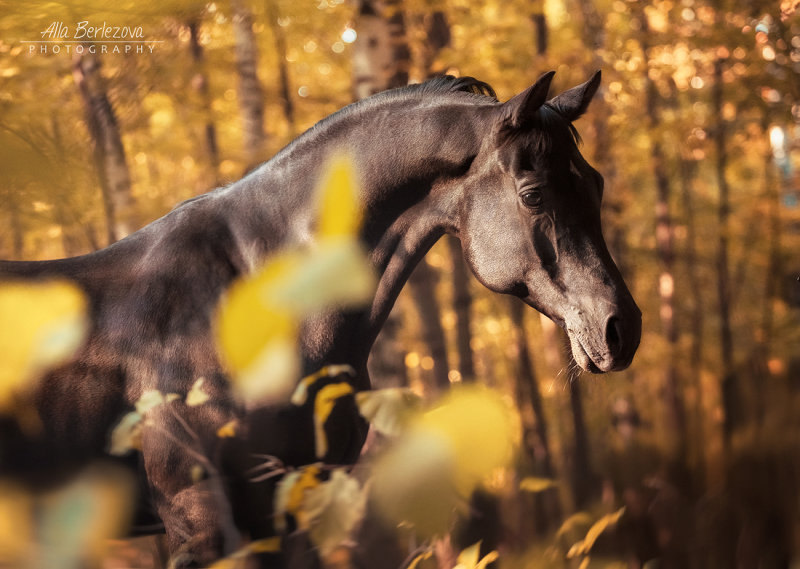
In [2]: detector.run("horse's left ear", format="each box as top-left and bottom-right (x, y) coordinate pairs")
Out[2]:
(548, 70), (602, 122)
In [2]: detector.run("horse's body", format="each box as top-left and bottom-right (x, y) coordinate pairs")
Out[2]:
(0, 73), (640, 566)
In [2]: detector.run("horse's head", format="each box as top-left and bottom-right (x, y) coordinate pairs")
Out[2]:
(459, 71), (641, 373)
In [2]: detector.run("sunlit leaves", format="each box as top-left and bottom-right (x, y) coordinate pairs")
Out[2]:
(0, 279), (87, 413)
(215, 151), (374, 404)
(371, 385), (515, 536)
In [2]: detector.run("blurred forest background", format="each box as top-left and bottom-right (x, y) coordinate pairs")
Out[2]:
(1, 0), (800, 567)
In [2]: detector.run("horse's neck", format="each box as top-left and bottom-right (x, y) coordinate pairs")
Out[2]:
(242, 100), (487, 383)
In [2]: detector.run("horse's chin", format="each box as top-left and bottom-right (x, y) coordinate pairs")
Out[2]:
(566, 330), (607, 374)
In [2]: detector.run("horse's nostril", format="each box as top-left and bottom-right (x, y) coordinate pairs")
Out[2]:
(606, 316), (623, 357)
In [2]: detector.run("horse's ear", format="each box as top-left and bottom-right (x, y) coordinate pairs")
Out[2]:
(500, 71), (556, 130)
(548, 70), (602, 122)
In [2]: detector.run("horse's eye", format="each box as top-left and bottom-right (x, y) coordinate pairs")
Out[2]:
(520, 189), (543, 210)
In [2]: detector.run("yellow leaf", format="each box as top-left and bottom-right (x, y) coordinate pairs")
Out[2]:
(418, 386), (515, 495)
(274, 464), (323, 532)
(455, 542), (499, 569)
(186, 377), (210, 407)
(314, 382), (354, 458)
(316, 152), (362, 239)
(291, 365), (356, 406)
(0, 481), (34, 566)
(356, 388), (421, 437)
(406, 549), (433, 569)
(371, 386), (515, 536)
(567, 507), (626, 558)
(135, 390), (165, 414)
(247, 537), (281, 553)
(519, 477), (559, 493)
(191, 465), (205, 483)
(370, 430), (460, 536)
(217, 420), (238, 438)
(108, 411), (144, 455)
(0, 279), (87, 411)
(305, 469), (367, 557)
(39, 464), (134, 568)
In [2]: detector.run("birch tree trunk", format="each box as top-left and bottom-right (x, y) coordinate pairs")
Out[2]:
(266, 0), (295, 135)
(188, 18), (220, 184)
(231, 0), (266, 171)
(72, 52), (136, 244)
(352, 0), (409, 99)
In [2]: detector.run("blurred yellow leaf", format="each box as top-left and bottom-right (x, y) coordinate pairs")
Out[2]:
(191, 465), (205, 483)
(317, 152), (362, 238)
(519, 477), (559, 493)
(0, 481), (34, 567)
(135, 390), (165, 414)
(217, 420), (238, 438)
(407, 549), (433, 569)
(39, 465), (134, 569)
(186, 377), (210, 407)
(108, 411), (143, 455)
(0, 279), (87, 411)
(371, 386), (515, 535)
(305, 469), (367, 557)
(207, 536), (282, 568)
(290, 365), (356, 405)
(314, 382), (354, 458)
(418, 385), (515, 495)
(356, 387), (422, 437)
(274, 464), (323, 532)
(567, 507), (626, 558)
(370, 430), (460, 536)
(454, 542), (499, 569)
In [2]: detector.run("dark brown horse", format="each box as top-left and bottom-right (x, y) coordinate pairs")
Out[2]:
(0, 71), (640, 567)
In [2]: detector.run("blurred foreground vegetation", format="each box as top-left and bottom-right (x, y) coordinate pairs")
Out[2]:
(1, 0), (800, 567)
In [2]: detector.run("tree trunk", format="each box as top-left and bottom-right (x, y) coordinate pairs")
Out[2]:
(638, 7), (687, 461)
(420, 10), (450, 76)
(575, 0), (629, 277)
(188, 18), (220, 184)
(530, 0), (547, 56)
(352, 0), (409, 98)
(231, 0), (266, 171)
(355, 0), (412, 393)
(367, 309), (409, 388)
(8, 200), (24, 260)
(510, 299), (560, 535)
(407, 260), (451, 392)
(711, 55), (738, 442)
(447, 237), (476, 382)
(539, 314), (597, 510)
(266, 0), (295, 135)
(72, 51), (136, 244)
